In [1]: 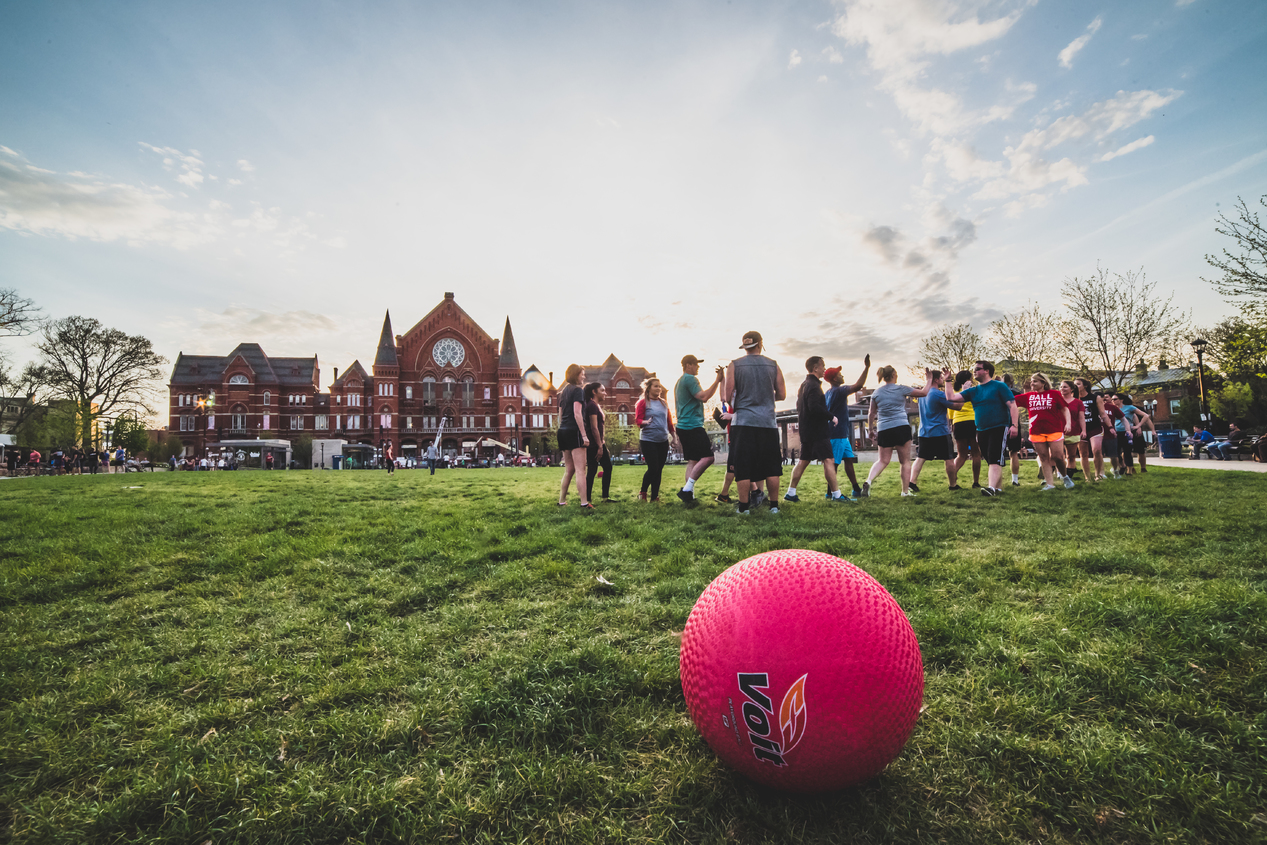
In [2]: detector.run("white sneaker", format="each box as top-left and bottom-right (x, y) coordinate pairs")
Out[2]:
(1063, 476), (1075, 489)
(901, 491), (916, 497)
(1041, 484), (1057, 491)
(768, 506), (780, 515)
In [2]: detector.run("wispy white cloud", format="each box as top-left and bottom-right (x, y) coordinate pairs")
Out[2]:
(0, 148), (218, 248)
(1099, 135), (1155, 162)
(788, 49), (803, 69)
(237, 159), (255, 172)
(822, 46), (844, 64)
(140, 142), (205, 188)
(1058, 16), (1102, 69)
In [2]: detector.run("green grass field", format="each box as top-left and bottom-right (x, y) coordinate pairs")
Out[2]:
(2, 466), (1265, 844)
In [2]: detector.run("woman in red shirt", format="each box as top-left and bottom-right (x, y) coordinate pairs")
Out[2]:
(1058, 379), (1086, 484)
(1015, 372), (1071, 491)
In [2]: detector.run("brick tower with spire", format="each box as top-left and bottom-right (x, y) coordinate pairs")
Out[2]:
(372, 310), (400, 455)
(496, 317), (525, 451)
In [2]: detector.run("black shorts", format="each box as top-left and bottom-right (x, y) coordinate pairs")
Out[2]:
(1101, 433), (1118, 458)
(678, 427), (714, 461)
(1007, 434), (1022, 454)
(977, 426), (1009, 466)
(952, 421), (977, 445)
(557, 428), (584, 451)
(916, 434), (955, 461)
(801, 437), (833, 462)
(729, 425), (783, 482)
(1132, 436), (1147, 454)
(876, 426), (912, 448)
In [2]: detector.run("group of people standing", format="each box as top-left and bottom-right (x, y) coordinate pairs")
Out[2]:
(554, 330), (1179, 511)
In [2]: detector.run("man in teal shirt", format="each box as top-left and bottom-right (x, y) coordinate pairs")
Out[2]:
(943, 360), (1018, 497)
(675, 354), (724, 505)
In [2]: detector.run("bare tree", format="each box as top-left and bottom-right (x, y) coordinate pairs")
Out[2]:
(987, 303), (1063, 365)
(914, 323), (989, 375)
(0, 288), (41, 338)
(31, 316), (167, 446)
(1058, 266), (1190, 390)
(1204, 195), (1267, 316)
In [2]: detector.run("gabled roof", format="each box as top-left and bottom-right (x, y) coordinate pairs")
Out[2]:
(332, 360), (371, 388)
(499, 318), (520, 369)
(169, 346), (316, 387)
(1098, 367), (1194, 391)
(375, 311), (399, 367)
(581, 354), (653, 389)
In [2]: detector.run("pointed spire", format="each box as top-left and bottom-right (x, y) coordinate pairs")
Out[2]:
(375, 310), (398, 367)
(499, 317), (520, 369)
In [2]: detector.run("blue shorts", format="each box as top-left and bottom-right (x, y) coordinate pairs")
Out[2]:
(831, 438), (857, 464)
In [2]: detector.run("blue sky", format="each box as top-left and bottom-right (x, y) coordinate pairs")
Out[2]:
(2, 0), (1265, 396)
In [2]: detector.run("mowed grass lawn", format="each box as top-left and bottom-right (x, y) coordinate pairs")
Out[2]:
(2, 464), (1265, 844)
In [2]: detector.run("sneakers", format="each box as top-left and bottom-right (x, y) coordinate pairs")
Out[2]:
(677, 489), (697, 506)
(638, 491), (648, 502)
(783, 492), (800, 503)
(715, 494), (733, 504)
(1040, 484), (1057, 492)
(972, 482), (982, 489)
(580, 502), (597, 511)
(901, 491), (916, 497)
(767, 504), (780, 514)
(982, 487), (999, 497)
(948, 485), (963, 491)
(830, 494), (856, 503)
(736, 506), (750, 516)
(1012, 479), (1021, 486)
(1063, 476), (1075, 489)
(860, 481), (870, 498)
(907, 482), (920, 493)
(851, 488), (863, 499)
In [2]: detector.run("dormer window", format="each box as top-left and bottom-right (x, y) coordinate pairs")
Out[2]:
(229, 374), (249, 385)
(616, 380), (630, 389)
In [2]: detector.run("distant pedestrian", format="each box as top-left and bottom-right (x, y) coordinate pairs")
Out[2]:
(426, 441), (439, 474)
(385, 442), (395, 474)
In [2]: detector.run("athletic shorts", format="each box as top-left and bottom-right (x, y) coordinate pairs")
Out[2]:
(1007, 433), (1023, 453)
(1030, 431), (1063, 443)
(977, 426), (1009, 466)
(831, 437), (857, 465)
(916, 434), (955, 461)
(1101, 432), (1119, 458)
(678, 427), (713, 461)
(729, 425), (783, 482)
(801, 437), (833, 462)
(953, 421), (977, 446)
(557, 428), (584, 451)
(1064, 435), (1082, 445)
(876, 426), (913, 448)
(1132, 436), (1147, 454)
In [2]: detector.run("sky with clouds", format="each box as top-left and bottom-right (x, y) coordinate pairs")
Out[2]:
(2, 0), (1265, 401)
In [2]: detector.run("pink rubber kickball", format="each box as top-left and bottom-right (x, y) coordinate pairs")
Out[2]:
(679, 549), (924, 792)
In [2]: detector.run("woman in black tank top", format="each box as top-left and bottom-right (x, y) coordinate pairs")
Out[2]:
(1075, 378), (1111, 481)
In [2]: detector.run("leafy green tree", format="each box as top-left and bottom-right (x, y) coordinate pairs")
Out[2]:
(1174, 395), (1203, 431)
(292, 435), (313, 468)
(1210, 382), (1254, 425)
(113, 415), (149, 455)
(14, 402), (78, 452)
(146, 434), (184, 464)
(1203, 315), (1267, 426)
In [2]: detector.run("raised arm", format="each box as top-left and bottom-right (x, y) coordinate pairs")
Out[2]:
(695, 366), (725, 402)
(906, 368), (935, 399)
(850, 354), (871, 392)
(941, 369), (965, 403)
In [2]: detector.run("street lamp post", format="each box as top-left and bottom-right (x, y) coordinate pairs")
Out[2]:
(1190, 338), (1209, 423)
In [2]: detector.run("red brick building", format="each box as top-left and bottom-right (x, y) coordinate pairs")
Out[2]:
(167, 292), (657, 462)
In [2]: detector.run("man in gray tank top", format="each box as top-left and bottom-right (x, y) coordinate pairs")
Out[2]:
(723, 330), (787, 514)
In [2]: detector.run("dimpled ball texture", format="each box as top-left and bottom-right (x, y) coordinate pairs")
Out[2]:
(680, 549), (923, 792)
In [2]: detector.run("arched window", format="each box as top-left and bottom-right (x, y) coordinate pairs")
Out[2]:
(423, 377), (436, 402)
(229, 374), (249, 385)
(442, 376), (455, 401)
(616, 380), (630, 389)
(462, 375), (474, 406)
(263, 391), (270, 405)
(504, 405), (515, 429)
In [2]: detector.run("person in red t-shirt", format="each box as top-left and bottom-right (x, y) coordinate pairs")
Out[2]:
(1015, 372), (1071, 491)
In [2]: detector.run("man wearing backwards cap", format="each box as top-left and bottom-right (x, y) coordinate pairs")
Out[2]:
(674, 355), (724, 506)
(723, 331), (787, 514)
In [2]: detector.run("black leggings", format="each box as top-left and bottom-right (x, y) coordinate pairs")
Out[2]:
(586, 444), (612, 500)
(640, 440), (670, 498)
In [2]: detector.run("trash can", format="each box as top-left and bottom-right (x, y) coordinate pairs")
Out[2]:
(332, 455), (342, 470)
(1157, 430), (1182, 459)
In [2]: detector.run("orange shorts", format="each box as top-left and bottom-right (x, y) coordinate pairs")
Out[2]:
(1029, 431), (1063, 443)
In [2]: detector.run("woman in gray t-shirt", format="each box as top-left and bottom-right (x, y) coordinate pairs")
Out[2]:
(862, 365), (935, 497)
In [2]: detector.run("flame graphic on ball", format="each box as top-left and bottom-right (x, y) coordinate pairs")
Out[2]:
(779, 674), (808, 755)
